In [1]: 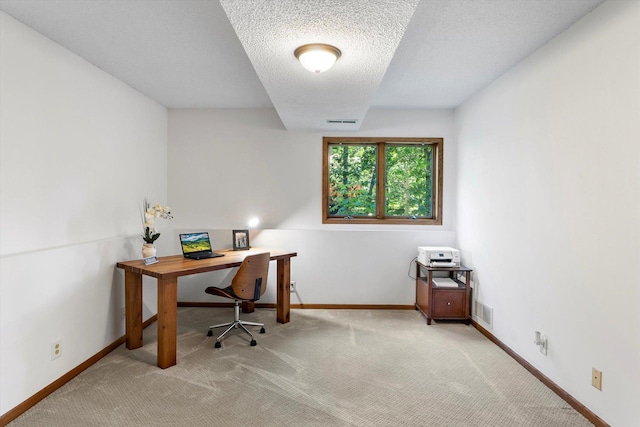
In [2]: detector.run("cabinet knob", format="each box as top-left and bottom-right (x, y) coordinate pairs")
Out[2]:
(447, 302), (451, 306)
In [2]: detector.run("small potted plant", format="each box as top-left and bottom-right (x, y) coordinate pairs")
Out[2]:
(141, 198), (172, 257)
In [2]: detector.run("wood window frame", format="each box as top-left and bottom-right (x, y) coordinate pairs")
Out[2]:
(322, 137), (443, 225)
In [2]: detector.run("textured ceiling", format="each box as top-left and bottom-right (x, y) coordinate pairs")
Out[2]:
(0, 0), (272, 108)
(0, 0), (606, 130)
(372, 0), (607, 108)
(220, 0), (419, 131)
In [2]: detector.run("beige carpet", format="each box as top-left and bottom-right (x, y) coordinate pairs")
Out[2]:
(10, 308), (592, 426)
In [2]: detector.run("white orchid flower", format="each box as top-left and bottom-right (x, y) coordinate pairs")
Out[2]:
(141, 198), (173, 243)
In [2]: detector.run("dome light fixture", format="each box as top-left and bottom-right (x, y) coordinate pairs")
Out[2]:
(294, 43), (341, 73)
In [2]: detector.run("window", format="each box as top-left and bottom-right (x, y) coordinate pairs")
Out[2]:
(322, 137), (443, 225)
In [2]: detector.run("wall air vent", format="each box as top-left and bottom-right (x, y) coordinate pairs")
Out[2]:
(474, 301), (494, 328)
(327, 119), (358, 124)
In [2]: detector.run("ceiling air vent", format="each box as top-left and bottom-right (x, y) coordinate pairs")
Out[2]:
(327, 119), (358, 124)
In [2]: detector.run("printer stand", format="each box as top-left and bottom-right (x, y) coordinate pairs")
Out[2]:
(415, 262), (472, 325)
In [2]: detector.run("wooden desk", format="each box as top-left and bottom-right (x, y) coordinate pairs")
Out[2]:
(116, 248), (297, 368)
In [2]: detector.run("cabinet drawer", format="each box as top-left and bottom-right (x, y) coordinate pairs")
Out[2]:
(432, 290), (465, 318)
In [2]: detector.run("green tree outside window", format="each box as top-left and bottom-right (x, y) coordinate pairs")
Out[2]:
(328, 144), (377, 216)
(323, 137), (443, 225)
(385, 145), (432, 218)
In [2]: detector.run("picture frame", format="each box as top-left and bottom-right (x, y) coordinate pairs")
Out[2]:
(232, 229), (250, 250)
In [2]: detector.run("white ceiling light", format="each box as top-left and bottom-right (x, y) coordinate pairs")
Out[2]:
(294, 44), (342, 73)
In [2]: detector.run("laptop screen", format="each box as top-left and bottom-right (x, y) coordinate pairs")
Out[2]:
(179, 232), (212, 255)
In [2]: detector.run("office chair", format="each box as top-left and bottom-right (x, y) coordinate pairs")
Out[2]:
(205, 252), (270, 348)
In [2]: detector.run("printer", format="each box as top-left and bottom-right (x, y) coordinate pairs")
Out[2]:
(418, 246), (460, 267)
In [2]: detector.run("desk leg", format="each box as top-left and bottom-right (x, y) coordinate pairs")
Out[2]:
(124, 271), (143, 349)
(157, 277), (177, 369)
(276, 258), (291, 324)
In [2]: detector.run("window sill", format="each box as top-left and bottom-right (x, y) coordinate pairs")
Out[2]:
(323, 217), (442, 225)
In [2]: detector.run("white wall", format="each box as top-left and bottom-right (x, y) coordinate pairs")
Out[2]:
(0, 12), (167, 416)
(168, 109), (456, 303)
(455, 1), (640, 426)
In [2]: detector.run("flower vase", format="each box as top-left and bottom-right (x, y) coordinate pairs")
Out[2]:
(142, 243), (157, 258)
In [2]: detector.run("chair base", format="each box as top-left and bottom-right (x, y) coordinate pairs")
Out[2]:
(208, 300), (265, 347)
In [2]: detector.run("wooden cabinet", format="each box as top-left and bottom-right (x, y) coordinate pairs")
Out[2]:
(415, 262), (472, 325)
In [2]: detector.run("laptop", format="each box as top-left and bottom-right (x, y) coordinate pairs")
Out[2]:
(179, 232), (224, 260)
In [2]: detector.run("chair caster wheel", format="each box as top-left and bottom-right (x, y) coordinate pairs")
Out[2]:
(250, 340), (257, 346)
(214, 341), (221, 348)
(260, 327), (265, 334)
(207, 330), (213, 337)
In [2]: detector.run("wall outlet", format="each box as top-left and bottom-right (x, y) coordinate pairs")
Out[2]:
(290, 281), (297, 292)
(534, 331), (547, 355)
(121, 307), (126, 320)
(592, 368), (602, 390)
(51, 340), (62, 360)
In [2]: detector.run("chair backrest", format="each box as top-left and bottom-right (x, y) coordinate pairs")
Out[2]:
(230, 252), (270, 300)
